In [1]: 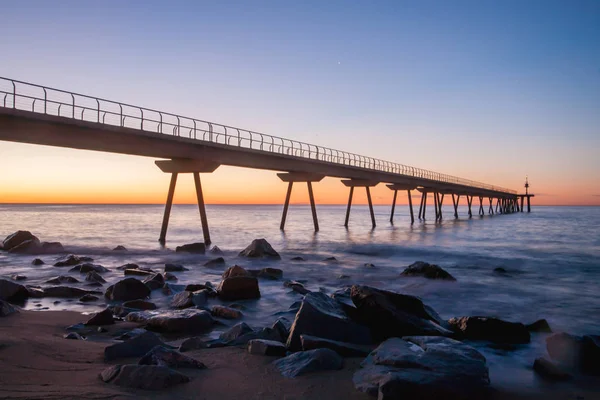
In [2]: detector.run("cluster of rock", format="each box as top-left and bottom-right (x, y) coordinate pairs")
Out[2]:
(1, 230), (65, 255)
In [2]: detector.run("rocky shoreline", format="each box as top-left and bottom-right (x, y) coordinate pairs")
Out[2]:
(1, 230), (599, 399)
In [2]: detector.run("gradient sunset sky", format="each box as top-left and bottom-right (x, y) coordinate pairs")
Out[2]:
(1, 1), (598, 206)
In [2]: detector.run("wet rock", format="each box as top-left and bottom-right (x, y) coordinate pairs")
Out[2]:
(220, 322), (253, 342)
(175, 242), (206, 254)
(143, 273), (165, 291)
(64, 332), (86, 340)
(85, 308), (115, 326)
(291, 256), (305, 261)
(54, 254), (93, 267)
(97, 327), (108, 333)
(8, 239), (42, 254)
(165, 263), (189, 272)
(124, 268), (155, 277)
(79, 294), (99, 302)
(448, 316), (530, 344)
(123, 300), (157, 310)
(323, 257), (338, 262)
(533, 357), (571, 381)
(40, 241), (65, 254)
(85, 271), (106, 284)
(99, 364), (190, 390)
(272, 317), (291, 341)
(364, 263), (376, 268)
(163, 272), (178, 281)
(185, 283), (213, 292)
(222, 265), (251, 279)
(546, 333), (600, 374)
(66, 323), (85, 331)
(104, 331), (167, 361)
(113, 245), (127, 251)
(43, 286), (100, 298)
(11, 275), (27, 281)
(117, 263), (140, 270)
(179, 336), (208, 352)
(0, 299), (19, 317)
(32, 258), (45, 266)
(284, 280), (310, 295)
(286, 291), (372, 352)
(204, 257), (225, 267)
(526, 319), (552, 333)
(126, 309), (215, 334)
(218, 273), (260, 301)
(248, 267), (283, 280)
(69, 263), (109, 273)
(349, 285), (451, 342)
(400, 261), (456, 281)
(274, 348), (343, 378)
(210, 245), (223, 254)
(139, 345), (206, 369)
(239, 238), (280, 259)
(300, 335), (374, 357)
(170, 291), (207, 309)
(248, 339), (287, 356)
(354, 337), (490, 399)
(210, 305), (243, 320)
(105, 278), (151, 301)
(114, 327), (148, 341)
(46, 275), (79, 284)
(86, 282), (103, 288)
(494, 267), (508, 274)
(2, 231), (39, 251)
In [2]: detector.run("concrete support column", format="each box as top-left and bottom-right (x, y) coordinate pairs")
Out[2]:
(467, 196), (473, 218)
(452, 194), (459, 218)
(478, 196), (484, 216)
(488, 197), (494, 215)
(193, 172), (211, 245)
(278, 172), (324, 232)
(159, 172), (178, 244)
(342, 179), (379, 229)
(390, 190), (398, 223)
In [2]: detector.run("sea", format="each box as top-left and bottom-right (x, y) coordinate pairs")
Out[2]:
(1, 203), (599, 393)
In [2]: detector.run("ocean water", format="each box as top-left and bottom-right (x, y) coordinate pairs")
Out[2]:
(1, 203), (599, 392)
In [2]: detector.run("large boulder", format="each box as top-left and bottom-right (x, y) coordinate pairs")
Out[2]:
(170, 291), (207, 309)
(239, 239), (280, 259)
(286, 292), (372, 351)
(104, 331), (167, 361)
(222, 265), (251, 279)
(533, 357), (571, 381)
(211, 305), (243, 320)
(248, 339), (287, 356)
(0, 279), (30, 302)
(546, 333), (600, 374)
(274, 348), (343, 377)
(138, 345), (206, 369)
(175, 243), (206, 254)
(143, 273), (165, 291)
(354, 336), (490, 399)
(2, 231), (39, 251)
(248, 267), (284, 280)
(400, 261), (456, 281)
(105, 278), (151, 301)
(218, 274), (260, 301)
(69, 263), (109, 273)
(448, 316), (530, 344)
(85, 271), (106, 284)
(99, 364), (190, 390)
(8, 239), (42, 254)
(0, 299), (19, 317)
(126, 309), (215, 334)
(300, 335), (374, 357)
(39, 242), (65, 254)
(349, 285), (452, 342)
(85, 308), (115, 326)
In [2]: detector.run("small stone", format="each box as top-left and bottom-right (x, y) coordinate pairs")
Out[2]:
(165, 263), (188, 272)
(204, 257), (225, 267)
(364, 263), (375, 268)
(80, 294), (99, 302)
(494, 267), (508, 274)
(122, 300), (157, 310)
(43, 286), (100, 298)
(85, 308), (115, 326)
(11, 275), (27, 281)
(143, 273), (165, 291)
(124, 268), (155, 277)
(113, 245), (127, 251)
(210, 245), (223, 254)
(85, 271), (106, 284)
(283, 280), (310, 295)
(54, 254), (93, 267)
(69, 263), (109, 273)
(211, 305), (243, 319)
(32, 258), (45, 266)
(179, 336), (208, 352)
(138, 345), (206, 369)
(448, 316), (530, 344)
(0, 299), (19, 317)
(338, 274), (350, 279)
(175, 243), (206, 254)
(99, 364), (190, 389)
(220, 322), (254, 342)
(97, 327), (108, 333)
(291, 256), (305, 261)
(64, 332), (85, 340)
(248, 339), (287, 356)
(248, 267), (283, 280)
(104, 331), (167, 361)
(239, 239), (280, 259)
(46, 276), (79, 284)
(400, 261), (456, 281)
(117, 263), (139, 270)
(274, 348), (343, 377)
(163, 272), (178, 281)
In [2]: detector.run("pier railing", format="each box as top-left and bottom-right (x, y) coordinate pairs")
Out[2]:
(0, 77), (516, 194)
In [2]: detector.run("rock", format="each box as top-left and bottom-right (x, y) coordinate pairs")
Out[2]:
(40, 242), (65, 254)
(179, 336), (208, 352)
(123, 300), (157, 310)
(218, 276), (260, 301)
(284, 280), (310, 295)
(54, 254), (93, 267)
(364, 263), (375, 268)
(46, 275), (79, 284)
(274, 348), (343, 377)
(338, 274), (350, 279)
(79, 294), (99, 302)
(8, 239), (42, 254)
(175, 242), (206, 254)
(66, 323), (85, 331)
(248, 267), (283, 280)
(117, 263), (140, 270)
(85, 271), (106, 284)
(400, 261), (456, 281)
(220, 322), (254, 342)
(113, 245), (127, 251)
(271, 317), (291, 341)
(2, 231), (39, 251)
(139, 345), (206, 369)
(43, 286), (100, 298)
(85, 308), (115, 326)
(99, 364), (190, 389)
(494, 267), (508, 274)
(64, 332), (86, 340)
(300, 335), (374, 357)
(114, 328), (147, 340)
(354, 337), (490, 399)
(185, 283), (213, 292)
(143, 273), (165, 291)
(210, 245), (223, 254)
(32, 258), (45, 265)
(105, 278), (151, 301)
(163, 272), (178, 281)
(69, 263), (109, 273)
(98, 327), (108, 333)
(533, 357), (571, 381)
(448, 316), (530, 344)
(204, 257), (225, 267)
(165, 263), (189, 272)
(546, 333), (600, 373)
(126, 309), (215, 334)
(86, 282), (103, 288)
(349, 285), (451, 342)
(104, 331), (167, 361)
(526, 319), (552, 333)
(323, 257), (338, 262)
(210, 305), (243, 319)
(170, 291), (206, 309)
(222, 265), (251, 279)
(11, 275), (27, 281)
(239, 238), (280, 259)
(248, 339), (287, 356)
(291, 256), (305, 261)
(124, 268), (155, 277)
(286, 292), (372, 352)
(0, 299), (19, 317)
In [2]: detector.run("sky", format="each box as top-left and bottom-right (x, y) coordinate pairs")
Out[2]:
(0, 0), (598, 206)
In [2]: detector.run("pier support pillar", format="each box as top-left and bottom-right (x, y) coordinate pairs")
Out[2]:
(452, 194), (460, 218)
(342, 179), (379, 228)
(277, 173), (324, 231)
(478, 196), (484, 216)
(387, 183), (417, 224)
(467, 195), (473, 218)
(419, 191), (428, 220)
(193, 172), (211, 245)
(159, 172), (178, 244)
(488, 197), (494, 215)
(436, 193), (445, 220)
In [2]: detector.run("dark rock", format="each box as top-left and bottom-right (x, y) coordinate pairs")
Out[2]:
(46, 275), (79, 284)
(105, 278), (151, 301)
(494, 267), (508, 274)
(85, 308), (115, 326)
(114, 327), (147, 340)
(323, 257), (338, 262)
(139, 345), (206, 369)
(401, 261), (456, 281)
(123, 268), (155, 277)
(163, 272), (178, 281)
(179, 336), (208, 352)
(97, 327), (108, 333)
(448, 316), (530, 344)
(11, 275), (27, 281)
(355, 336), (489, 399)
(286, 292), (372, 352)
(2, 231), (39, 251)
(204, 257), (225, 267)
(526, 319), (552, 333)
(239, 238), (280, 259)
(349, 285), (451, 342)
(0, 299), (19, 317)
(248, 339), (287, 356)
(111, 305), (137, 318)
(220, 322), (254, 342)
(126, 309), (215, 334)
(211, 305), (243, 320)
(175, 242), (206, 254)
(284, 280), (310, 295)
(274, 348), (343, 377)
(364, 263), (376, 268)
(99, 364), (190, 389)
(165, 263), (188, 272)
(291, 256), (305, 261)
(40, 241), (64, 254)
(546, 333), (600, 373)
(123, 300), (157, 310)
(218, 275), (260, 301)
(117, 263), (140, 270)
(170, 291), (205, 309)
(301, 335), (374, 357)
(86, 282), (103, 288)
(43, 286), (100, 298)
(185, 283), (212, 292)
(248, 267), (283, 280)
(69, 263), (109, 273)
(533, 357), (571, 381)
(222, 265), (251, 279)
(210, 245), (223, 254)
(54, 254), (93, 267)
(271, 317), (291, 341)
(104, 331), (167, 361)
(85, 271), (106, 284)
(64, 332), (86, 340)
(32, 258), (45, 266)
(338, 274), (350, 279)
(113, 245), (127, 251)
(66, 323), (85, 331)
(79, 294), (99, 302)
(8, 239), (42, 254)
(143, 273), (165, 291)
